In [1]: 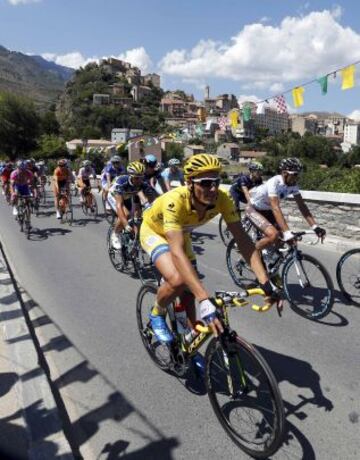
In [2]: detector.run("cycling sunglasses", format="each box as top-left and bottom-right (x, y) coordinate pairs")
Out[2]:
(192, 177), (221, 188)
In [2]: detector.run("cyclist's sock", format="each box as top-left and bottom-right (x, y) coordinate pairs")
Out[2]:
(151, 302), (167, 316)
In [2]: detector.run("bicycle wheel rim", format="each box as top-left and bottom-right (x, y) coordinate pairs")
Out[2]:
(336, 249), (360, 306)
(136, 283), (172, 370)
(283, 253), (334, 320)
(205, 337), (284, 458)
(226, 239), (257, 288)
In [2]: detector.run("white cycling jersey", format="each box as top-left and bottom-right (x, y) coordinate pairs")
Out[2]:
(249, 174), (300, 210)
(78, 166), (95, 180)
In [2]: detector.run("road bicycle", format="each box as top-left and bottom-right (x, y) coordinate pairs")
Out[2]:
(2, 181), (11, 205)
(107, 219), (158, 283)
(336, 248), (360, 306)
(58, 187), (73, 225)
(16, 195), (32, 238)
(226, 224), (334, 320)
(80, 185), (98, 218)
(137, 285), (285, 458)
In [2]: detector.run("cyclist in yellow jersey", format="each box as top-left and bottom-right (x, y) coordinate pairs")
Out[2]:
(140, 154), (278, 343)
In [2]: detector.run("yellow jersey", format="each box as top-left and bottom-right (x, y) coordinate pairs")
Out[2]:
(142, 185), (239, 236)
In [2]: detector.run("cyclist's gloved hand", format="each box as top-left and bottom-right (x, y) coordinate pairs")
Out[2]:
(260, 280), (283, 304)
(312, 225), (326, 240)
(199, 298), (224, 337)
(282, 230), (295, 242)
(125, 224), (133, 233)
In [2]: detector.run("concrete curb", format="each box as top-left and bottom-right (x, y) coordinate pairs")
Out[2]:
(0, 241), (74, 459)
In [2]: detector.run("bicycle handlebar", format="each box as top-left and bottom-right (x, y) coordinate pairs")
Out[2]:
(194, 288), (273, 335)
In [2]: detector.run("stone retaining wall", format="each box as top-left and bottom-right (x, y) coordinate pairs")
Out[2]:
(282, 199), (360, 241)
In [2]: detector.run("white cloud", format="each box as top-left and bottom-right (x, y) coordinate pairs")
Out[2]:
(41, 47), (152, 73)
(348, 110), (360, 121)
(7, 0), (41, 5)
(158, 9), (360, 90)
(114, 47), (152, 73)
(260, 16), (271, 24)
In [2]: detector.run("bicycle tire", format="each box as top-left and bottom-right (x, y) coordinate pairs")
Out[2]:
(90, 194), (98, 218)
(102, 194), (114, 223)
(282, 253), (334, 320)
(336, 248), (360, 306)
(219, 216), (232, 246)
(226, 238), (257, 288)
(107, 226), (128, 272)
(205, 335), (285, 459)
(136, 283), (172, 371)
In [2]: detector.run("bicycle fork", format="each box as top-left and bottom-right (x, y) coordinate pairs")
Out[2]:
(221, 332), (248, 399)
(292, 252), (311, 289)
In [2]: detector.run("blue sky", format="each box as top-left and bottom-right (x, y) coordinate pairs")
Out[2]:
(1, 0), (360, 118)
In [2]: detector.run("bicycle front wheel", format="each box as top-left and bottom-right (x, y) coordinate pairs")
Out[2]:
(205, 336), (285, 458)
(226, 238), (257, 288)
(336, 248), (360, 306)
(282, 253), (334, 320)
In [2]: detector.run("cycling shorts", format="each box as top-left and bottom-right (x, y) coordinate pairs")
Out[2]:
(245, 205), (277, 233)
(14, 184), (31, 196)
(140, 222), (195, 264)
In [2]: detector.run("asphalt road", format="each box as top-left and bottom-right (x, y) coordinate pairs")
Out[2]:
(0, 189), (359, 460)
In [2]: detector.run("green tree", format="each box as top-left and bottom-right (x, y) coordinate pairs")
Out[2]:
(40, 105), (60, 135)
(0, 91), (40, 159)
(163, 143), (184, 162)
(36, 134), (67, 159)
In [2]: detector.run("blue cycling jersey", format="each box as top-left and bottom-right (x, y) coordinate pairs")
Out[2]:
(109, 175), (152, 201)
(101, 162), (124, 181)
(230, 174), (263, 205)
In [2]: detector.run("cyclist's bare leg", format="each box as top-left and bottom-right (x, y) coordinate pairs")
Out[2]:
(155, 252), (196, 324)
(114, 205), (129, 233)
(255, 225), (279, 251)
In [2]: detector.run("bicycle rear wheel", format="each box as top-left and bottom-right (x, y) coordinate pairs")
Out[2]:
(226, 238), (257, 288)
(24, 206), (32, 239)
(136, 283), (172, 371)
(205, 335), (285, 459)
(102, 194), (114, 223)
(282, 253), (334, 320)
(336, 248), (360, 306)
(219, 216), (232, 246)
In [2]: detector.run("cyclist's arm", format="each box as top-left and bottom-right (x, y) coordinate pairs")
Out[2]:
(166, 230), (209, 301)
(137, 190), (150, 208)
(241, 186), (251, 204)
(114, 194), (129, 228)
(269, 195), (289, 232)
(227, 221), (269, 284)
(293, 194), (316, 227)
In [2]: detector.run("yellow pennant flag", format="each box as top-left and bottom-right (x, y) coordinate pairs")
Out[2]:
(230, 111), (239, 128)
(341, 65), (355, 90)
(292, 86), (304, 108)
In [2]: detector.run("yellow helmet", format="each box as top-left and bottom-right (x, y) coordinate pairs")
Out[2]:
(127, 161), (145, 176)
(184, 154), (222, 180)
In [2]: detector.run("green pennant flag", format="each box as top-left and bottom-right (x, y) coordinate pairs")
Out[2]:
(243, 105), (252, 122)
(317, 75), (328, 95)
